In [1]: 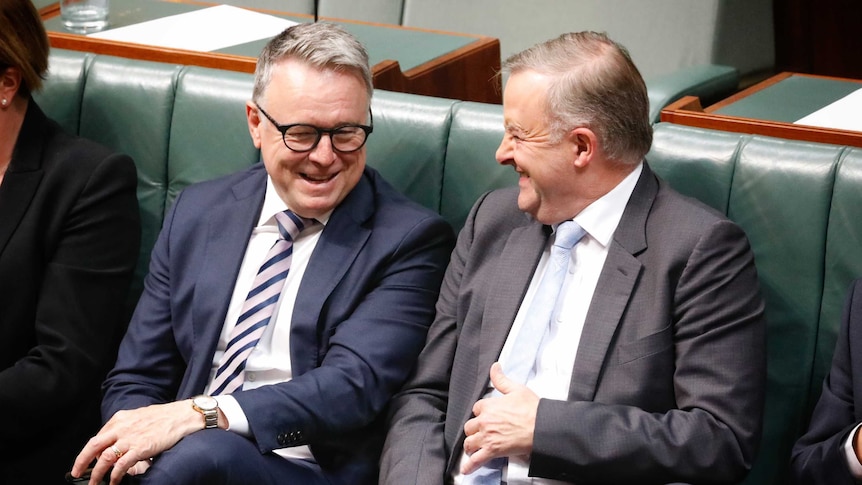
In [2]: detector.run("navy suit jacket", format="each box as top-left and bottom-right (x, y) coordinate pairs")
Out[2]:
(792, 279), (862, 484)
(0, 101), (140, 484)
(103, 163), (454, 484)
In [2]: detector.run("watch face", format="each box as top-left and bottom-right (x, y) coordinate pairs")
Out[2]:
(194, 395), (218, 410)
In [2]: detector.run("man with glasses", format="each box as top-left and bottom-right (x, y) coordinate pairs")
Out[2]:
(70, 22), (454, 485)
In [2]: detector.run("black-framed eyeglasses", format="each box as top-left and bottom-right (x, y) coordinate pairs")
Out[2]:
(256, 104), (373, 153)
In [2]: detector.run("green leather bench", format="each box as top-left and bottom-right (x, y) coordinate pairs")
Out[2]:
(34, 49), (861, 485)
(649, 124), (862, 485)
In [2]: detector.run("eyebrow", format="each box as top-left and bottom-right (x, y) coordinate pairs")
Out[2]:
(503, 121), (523, 135)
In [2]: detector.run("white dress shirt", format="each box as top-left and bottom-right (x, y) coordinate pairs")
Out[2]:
(207, 177), (328, 462)
(843, 423), (862, 478)
(455, 163), (642, 484)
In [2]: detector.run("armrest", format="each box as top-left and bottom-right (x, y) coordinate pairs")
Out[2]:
(646, 64), (739, 123)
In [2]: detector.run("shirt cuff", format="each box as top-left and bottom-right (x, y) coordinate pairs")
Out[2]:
(843, 422), (862, 479)
(214, 395), (250, 437)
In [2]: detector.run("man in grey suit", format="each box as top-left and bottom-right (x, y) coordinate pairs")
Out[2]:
(380, 31), (766, 484)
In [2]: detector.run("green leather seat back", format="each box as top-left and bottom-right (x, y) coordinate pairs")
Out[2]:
(167, 66), (259, 212)
(814, 148), (862, 404)
(440, 101), (515, 230)
(651, 122), (861, 485)
(732, 136), (842, 485)
(80, 56), (182, 306)
(366, 90), (456, 215)
(33, 49), (91, 136)
(648, 123), (739, 213)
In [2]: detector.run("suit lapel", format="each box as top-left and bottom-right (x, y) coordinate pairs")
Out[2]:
(289, 171), (374, 376)
(0, 173), (42, 257)
(472, 220), (548, 402)
(568, 164), (657, 401)
(189, 167), (264, 392)
(0, 103), (48, 258)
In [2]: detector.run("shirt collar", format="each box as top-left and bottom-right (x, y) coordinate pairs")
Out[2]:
(561, 162), (643, 248)
(257, 176), (332, 227)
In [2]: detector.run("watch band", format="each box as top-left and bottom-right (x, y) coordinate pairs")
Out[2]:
(192, 395), (219, 429)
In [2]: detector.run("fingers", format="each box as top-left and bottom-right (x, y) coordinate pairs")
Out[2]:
(461, 447), (492, 475)
(77, 440), (144, 485)
(83, 445), (116, 485)
(72, 433), (114, 477)
(128, 459), (152, 476)
(461, 419), (494, 473)
(461, 432), (495, 474)
(489, 362), (515, 394)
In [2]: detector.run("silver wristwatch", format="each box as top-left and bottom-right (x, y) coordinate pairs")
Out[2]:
(192, 395), (219, 429)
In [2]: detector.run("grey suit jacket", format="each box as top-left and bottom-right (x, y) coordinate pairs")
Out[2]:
(381, 163), (766, 485)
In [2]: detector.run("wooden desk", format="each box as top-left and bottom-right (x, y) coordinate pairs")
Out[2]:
(41, 0), (502, 103)
(660, 72), (862, 147)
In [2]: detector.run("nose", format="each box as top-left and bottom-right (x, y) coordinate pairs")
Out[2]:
(496, 134), (514, 166)
(308, 133), (337, 165)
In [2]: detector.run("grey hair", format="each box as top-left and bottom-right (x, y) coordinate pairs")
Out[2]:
(252, 22), (373, 107)
(503, 31), (652, 165)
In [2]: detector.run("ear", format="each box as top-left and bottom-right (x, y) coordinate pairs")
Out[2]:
(0, 67), (22, 106)
(246, 100), (262, 149)
(569, 126), (598, 169)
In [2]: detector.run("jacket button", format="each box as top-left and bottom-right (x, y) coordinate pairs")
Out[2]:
(277, 433), (286, 445)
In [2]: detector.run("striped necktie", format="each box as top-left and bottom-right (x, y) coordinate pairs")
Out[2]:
(209, 210), (313, 396)
(462, 220), (585, 485)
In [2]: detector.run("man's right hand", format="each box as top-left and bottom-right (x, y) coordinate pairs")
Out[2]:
(70, 400), (211, 485)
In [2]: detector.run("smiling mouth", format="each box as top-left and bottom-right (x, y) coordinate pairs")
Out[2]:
(301, 173), (337, 183)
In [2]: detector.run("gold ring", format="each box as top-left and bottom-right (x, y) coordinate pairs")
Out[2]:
(110, 444), (124, 459)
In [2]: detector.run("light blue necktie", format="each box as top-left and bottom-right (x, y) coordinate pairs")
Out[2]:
(209, 210), (313, 396)
(462, 220), (586, 485)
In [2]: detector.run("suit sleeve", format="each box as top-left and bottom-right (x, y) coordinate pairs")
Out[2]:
(790, 280), (862, 485)
(0, 153), (140, 439)
(379, 194), (488, 485)
(530, 218), (766, 484)
(101, 189), (198, 418)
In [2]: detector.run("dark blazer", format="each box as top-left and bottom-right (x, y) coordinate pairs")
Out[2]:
(381, 163), (766, 485)
(791, 279), (862, 484)
(0, 101), (140, 484)
(102, 162), (455, 484)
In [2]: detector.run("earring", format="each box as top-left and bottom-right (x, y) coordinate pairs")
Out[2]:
(1, 98), (7, 107)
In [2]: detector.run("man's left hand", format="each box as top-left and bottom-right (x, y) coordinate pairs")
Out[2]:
(461, 362), (539, 475)
(70, 400), (204, 485)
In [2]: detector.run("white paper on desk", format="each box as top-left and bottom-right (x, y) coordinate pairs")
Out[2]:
(795, 88), (862, 132)
(87, 5), (296, 52)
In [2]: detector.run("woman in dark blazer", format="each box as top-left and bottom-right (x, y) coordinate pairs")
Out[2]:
(0, 1), (140, 482)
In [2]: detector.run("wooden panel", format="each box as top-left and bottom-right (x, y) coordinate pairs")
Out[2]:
(41, 1), (502, 103)
(660, 72), (862, 148)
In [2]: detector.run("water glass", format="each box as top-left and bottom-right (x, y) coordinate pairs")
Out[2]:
(61, 0), (109, 33)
